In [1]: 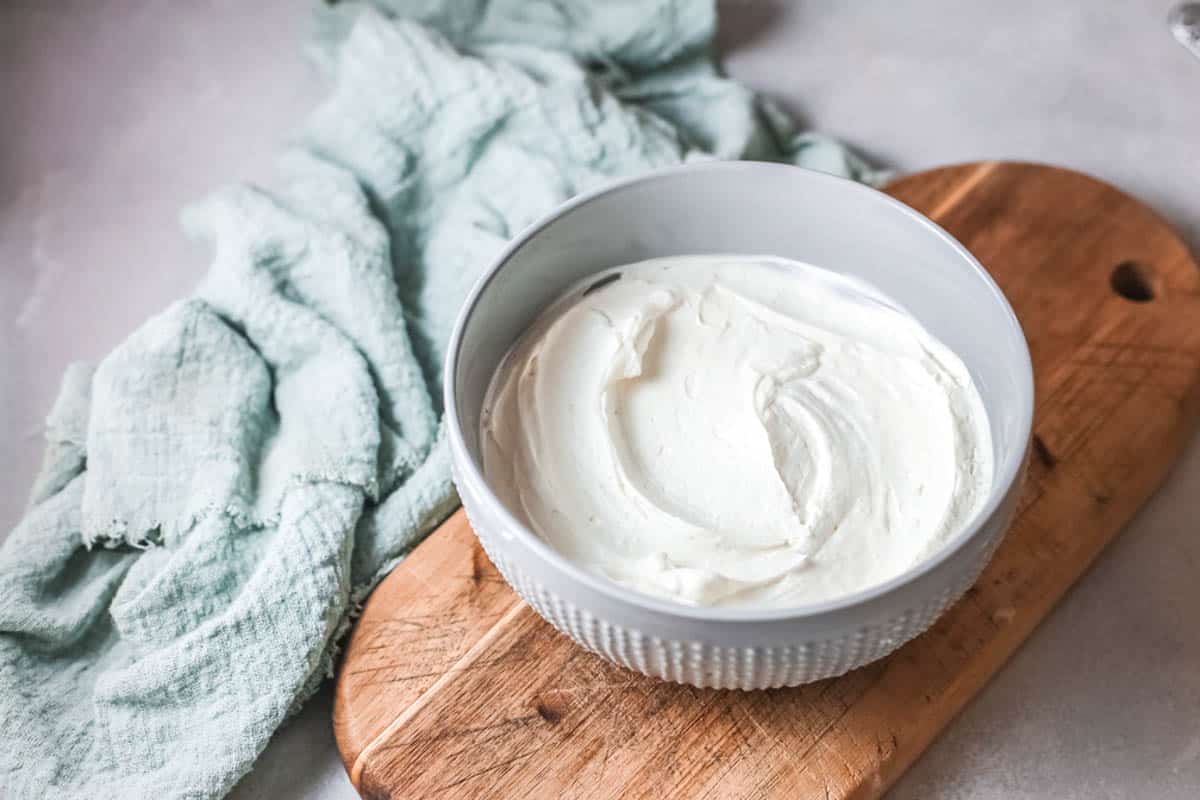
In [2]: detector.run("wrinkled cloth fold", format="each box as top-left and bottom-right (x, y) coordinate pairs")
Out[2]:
(0, 2), (879, 797)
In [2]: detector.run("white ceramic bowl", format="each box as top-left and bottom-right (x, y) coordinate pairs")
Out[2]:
(444, 162), (1033, 690)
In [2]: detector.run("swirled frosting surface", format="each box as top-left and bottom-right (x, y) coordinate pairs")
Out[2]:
(481, 255), (993, 608)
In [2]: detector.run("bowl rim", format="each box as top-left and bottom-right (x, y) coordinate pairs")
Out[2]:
(443, 160), (1035, 624)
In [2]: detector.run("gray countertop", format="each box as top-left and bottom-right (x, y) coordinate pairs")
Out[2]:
(2, 1), (1198, 798)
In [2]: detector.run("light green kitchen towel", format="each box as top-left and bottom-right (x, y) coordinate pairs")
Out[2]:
(0, 2), (880, 797)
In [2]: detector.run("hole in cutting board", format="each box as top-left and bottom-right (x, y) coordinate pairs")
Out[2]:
(1110, 261), (1156, 302)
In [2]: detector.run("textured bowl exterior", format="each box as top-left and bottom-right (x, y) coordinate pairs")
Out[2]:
(455, 458), (1025, 689)
(444, 162), (1034, 691)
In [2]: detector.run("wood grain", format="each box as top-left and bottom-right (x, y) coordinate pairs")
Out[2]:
(334, 163), (1200, 800)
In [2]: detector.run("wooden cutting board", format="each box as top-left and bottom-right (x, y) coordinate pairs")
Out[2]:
(333, 162), (1200, 799)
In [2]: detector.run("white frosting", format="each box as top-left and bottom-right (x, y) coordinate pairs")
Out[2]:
(481, 255), (993, 608)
